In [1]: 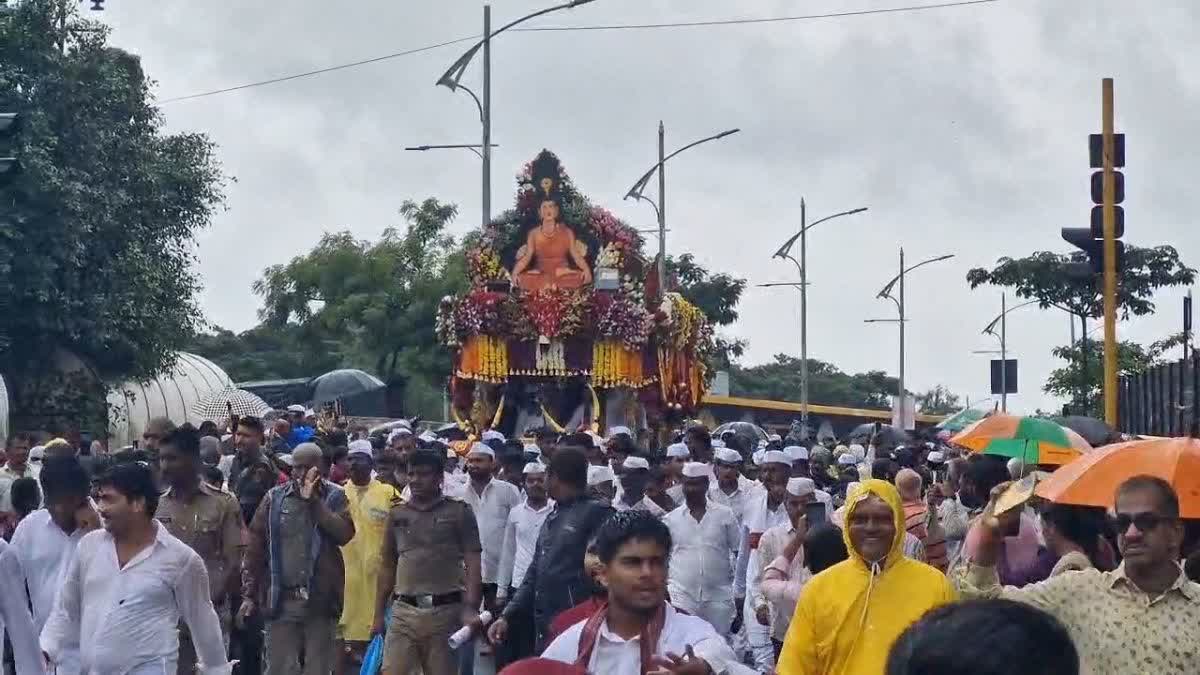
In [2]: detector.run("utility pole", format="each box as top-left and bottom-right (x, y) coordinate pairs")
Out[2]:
(1000, 292), (1008, 413)
(799, 198), (809, 429)
(481, 4), (492, 229)
(1101, 78), (1119, 426)
(657, 121), (667, 292)
(1185, 291), (1193, 364)
(898, 247), (907, 428)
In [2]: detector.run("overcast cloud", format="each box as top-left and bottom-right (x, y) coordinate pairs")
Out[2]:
(96, 0), (1199, 413)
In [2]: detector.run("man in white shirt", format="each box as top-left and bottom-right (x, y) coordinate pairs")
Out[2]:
(0, 431), (39, 515)
(496, 462), (555, 667)
(662, 462), (741, 636)
(0, 537), (47, 674)
(541, 510), (753, 674)
(8, 455), (96, 674)
(41, 462), (230, 674)
(463, 442), (523, 616)
(708, 447), (763, 529)
(735, 449), (791, 672)
(754, 477), (817, 655)
(663, 443), (690, 503)
(612, 456), (666, 517)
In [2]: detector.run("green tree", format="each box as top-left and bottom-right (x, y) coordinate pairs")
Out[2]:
(966, 246), (1195, 320)
(1046, 333), (1187, 417)
(251, 199), (466, 415)
(665, 253), (747, 366)
(915, 385), (962, 415)
(185, 325), (343, 383)
(0, 0), (225, 432)
(729, 354), (899, 410)
(967, 245), (1194, 406)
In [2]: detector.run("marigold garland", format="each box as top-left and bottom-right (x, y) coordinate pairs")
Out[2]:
(457, 335), (509, 383)
(593, 340), (654, 388)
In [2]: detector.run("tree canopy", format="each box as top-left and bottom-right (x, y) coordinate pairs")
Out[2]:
(915, 385), (962, 415)
(666, 253), (747, 366)
(185, 325), (342, 383)
(1045, 333), (1187, 417)
(966, 246), (1195, 320)
(253, 199), (465, 382)
(729, 354), (900, 410)
(0, 0), (225, 431)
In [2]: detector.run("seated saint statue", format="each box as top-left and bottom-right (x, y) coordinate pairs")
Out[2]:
(512, 198), (592, 292)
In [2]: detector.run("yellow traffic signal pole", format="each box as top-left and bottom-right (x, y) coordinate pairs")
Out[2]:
(1102, 78), (1119, 426)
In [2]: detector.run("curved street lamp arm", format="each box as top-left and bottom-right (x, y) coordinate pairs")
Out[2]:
(772, 206), (869, 259)
(876, 254), (956, 299)
(437, 1), (595, 90)
(456, 84), (485, 123)
(624, 129), (741, 200)
(628, 192), (662, 221)
(981, 298), (1041, 335)
(778, 252), (803, 278)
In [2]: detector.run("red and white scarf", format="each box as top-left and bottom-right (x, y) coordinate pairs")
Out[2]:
(573, 601), (667, 675)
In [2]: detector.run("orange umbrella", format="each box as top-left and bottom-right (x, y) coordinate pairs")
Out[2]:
(1035, 437), (1200, 518)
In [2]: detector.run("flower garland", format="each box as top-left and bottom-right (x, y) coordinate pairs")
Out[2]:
(522, 288), (587, 340)
(457, 335), (509, 383)
(592, 340), (653, 388)
(453, 290), (507, 337)
(436, 296), (459, 347)
(593, 294), (652, 350)
(590, 207), (642, 254)
(594, 242), (622, 269)
(466, 246), (508, 286)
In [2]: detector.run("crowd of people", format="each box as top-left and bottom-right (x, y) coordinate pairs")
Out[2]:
(0, 413), (1196, 675)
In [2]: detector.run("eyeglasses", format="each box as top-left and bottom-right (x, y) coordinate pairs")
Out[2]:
(1114, 511), (1169, 534)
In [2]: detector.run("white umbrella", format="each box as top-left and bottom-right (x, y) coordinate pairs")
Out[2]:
(192, 387), (273, 421)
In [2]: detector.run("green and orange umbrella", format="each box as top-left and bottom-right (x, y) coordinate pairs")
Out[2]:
(949, 414), (1093, 466)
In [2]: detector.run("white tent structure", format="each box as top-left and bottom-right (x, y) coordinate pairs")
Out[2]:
(107, 352), (232, 448)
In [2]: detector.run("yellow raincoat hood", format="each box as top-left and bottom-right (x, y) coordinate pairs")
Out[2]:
(776, 479), (955, 675)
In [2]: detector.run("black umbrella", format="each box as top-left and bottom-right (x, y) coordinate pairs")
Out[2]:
(1053, 416), (1116, 447)
(310, 369), (385, 405)
(713, 422), (768, 453)
(847, 422), (909, 447)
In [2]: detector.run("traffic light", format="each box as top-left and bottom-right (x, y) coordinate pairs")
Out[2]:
(1065, 132), (1126, 277)
(0, 112), (18, 185)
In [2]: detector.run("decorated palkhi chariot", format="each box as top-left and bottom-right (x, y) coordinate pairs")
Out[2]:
(437, 151), (715, 440)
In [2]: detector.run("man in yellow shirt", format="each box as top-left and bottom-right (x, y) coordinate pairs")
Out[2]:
(338, 440), (401, 673)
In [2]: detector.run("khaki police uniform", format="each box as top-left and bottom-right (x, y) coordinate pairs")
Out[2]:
(381, 496), (481, 675)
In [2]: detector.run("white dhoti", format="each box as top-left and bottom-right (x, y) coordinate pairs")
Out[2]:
(742, 594), (775, 671)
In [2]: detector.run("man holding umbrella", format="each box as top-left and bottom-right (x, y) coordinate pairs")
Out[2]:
(955, 475), (1200, 675)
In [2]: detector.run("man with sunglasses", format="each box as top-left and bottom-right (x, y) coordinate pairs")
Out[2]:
(955, 475), (1200, 675)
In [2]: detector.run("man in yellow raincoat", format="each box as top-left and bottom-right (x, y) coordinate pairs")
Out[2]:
(777, 479), (955, 674)
(338, 440), (402, 671)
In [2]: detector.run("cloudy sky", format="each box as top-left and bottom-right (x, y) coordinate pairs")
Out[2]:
(97, 0), (1198, 413)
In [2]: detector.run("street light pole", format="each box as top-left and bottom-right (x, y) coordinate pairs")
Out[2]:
(625, 126), (740, 297)
(868, 250), (955, 429)
(899, 247), (906, 425)
(770, 204), (867, 430)
(438, 1), (599, 228)
(482, 4), (492, 228)
(658, 121), (667, 294)
(800, 199), (808, 428)
(1000, 292), (1007, 412)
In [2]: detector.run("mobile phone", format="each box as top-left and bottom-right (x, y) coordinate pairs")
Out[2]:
(805, 500), (828, 527)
